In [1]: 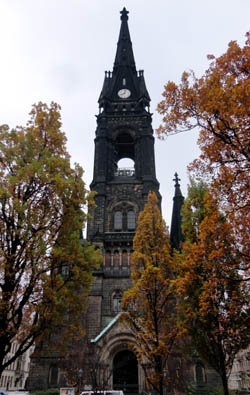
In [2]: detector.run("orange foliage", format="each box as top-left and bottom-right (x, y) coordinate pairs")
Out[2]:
(174, 187), (250, 395)
(157, 33), (250, 274)
(122, 192), (184, 395)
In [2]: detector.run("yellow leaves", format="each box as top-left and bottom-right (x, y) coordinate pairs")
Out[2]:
(0, 102), (101, 366)
(131, 192), (172, 277)
(121, 192), (179, 394)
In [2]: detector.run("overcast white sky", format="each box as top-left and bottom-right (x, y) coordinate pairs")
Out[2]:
(1, 0), (249, 226)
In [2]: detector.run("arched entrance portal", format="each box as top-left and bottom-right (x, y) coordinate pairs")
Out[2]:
(113, 350), (138, 394)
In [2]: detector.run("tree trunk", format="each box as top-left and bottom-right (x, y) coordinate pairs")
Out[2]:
(159, 378), (164, 395)
(0, 342), (7, 378)
(221, 369), (229, 395)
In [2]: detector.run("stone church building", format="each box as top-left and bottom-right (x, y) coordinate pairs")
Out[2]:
(28, 8), (221, 394)
(85, 7), (162, 393)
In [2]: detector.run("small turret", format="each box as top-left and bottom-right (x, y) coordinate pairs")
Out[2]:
(170, 173), (184, 250)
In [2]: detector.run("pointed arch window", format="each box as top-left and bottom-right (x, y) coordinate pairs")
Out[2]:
(114, 250), (120, 266)
(61, 264), (69, 277)
(105, 250), (111, 266)
(127, 210), (136, 230)
(49, 365), (58, 387)
(195, 362), (206, 385)
(114, 211), (122, 231)
(122, 250), (128, 266)
(112, 290), (123, 313)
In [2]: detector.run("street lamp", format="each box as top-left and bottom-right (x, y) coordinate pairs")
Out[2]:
(78, 368), (83, 395)
(163, 369), (167, 395)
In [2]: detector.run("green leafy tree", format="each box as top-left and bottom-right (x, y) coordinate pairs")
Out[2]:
(174, 182), (250, 395)
(122, 192), (183, 395)
(0, 102), (101, 377)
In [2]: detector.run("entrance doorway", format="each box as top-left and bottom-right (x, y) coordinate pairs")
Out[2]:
(113, 350), (138, 395)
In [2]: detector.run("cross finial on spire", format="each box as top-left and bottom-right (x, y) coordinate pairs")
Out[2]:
(120, 7), (129, 21)
(173, 172), (181, 187)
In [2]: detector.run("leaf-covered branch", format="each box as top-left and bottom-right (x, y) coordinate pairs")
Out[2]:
(0, 102), (101, 376)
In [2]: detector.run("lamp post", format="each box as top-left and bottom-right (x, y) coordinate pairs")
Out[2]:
(163, 368), (167, 395)
(78, 368), (83, 395)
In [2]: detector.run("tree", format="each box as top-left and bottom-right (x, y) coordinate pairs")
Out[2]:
(62, 340), (112, 394)
(0, 102), (101, 377)
(60, 338), (87, 392)
(174, 182), (250, 395)
(83, 343), (113, 394)
(157, 32), (250, 274)
(121, 192), (184, 395)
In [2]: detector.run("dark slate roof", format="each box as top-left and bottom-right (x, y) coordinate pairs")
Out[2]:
(98, 8), (150, 105)
(114, 7), (136, 70)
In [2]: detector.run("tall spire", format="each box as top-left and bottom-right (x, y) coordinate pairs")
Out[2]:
(113, 7), (136, 70)
(170, 173), (184, 251)
(98, 8), (150, 110)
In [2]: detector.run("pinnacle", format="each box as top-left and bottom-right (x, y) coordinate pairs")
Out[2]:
(120, 7), (129, 21)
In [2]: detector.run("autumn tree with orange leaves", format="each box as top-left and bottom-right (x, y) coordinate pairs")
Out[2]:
(157, 32), (250, 276)
(122, 192), (185, 395)
(0, 103), (101, 378)
(174, 182), (250, 395)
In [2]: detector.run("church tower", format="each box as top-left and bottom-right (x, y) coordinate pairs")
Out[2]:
(85, 8), (161, 393)
(86, 7), (160, 337)
(27, 9), (221, 394)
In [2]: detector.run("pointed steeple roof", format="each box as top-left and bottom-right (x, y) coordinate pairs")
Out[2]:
(113, 7), (136, 70)
(98, 8), (150, 108)
(170, 173), (184, 251)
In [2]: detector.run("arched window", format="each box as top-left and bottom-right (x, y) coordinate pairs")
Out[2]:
(122, 250), (128, 266)
(116, 158), (135, 177)
(112, 290), (123, 313)
(113, 250), (120, 266)
(114, 211), (122, 231)
(61, 264), (69, 277)
(127, 210), (136, 230)
(105, 250), (111, 266)
(195, 362), (206, 385)
(49, 365), (58, 387)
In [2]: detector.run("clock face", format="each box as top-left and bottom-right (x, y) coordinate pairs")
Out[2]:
(118, 88), (131, 99)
